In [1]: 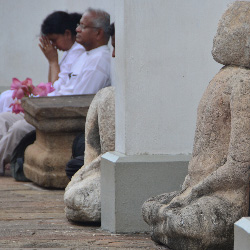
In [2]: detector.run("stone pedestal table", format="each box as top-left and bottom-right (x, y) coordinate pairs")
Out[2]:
(22, 95), (94, 188)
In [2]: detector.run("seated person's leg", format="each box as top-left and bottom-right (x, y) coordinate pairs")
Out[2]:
(0, 112), (24, 175)
(0, 117), (34, 175)
(65, 155), (84, 180)
(10, 129), (36, 181)
(65, 132), (85, 179)
(0, 112), (24, 141)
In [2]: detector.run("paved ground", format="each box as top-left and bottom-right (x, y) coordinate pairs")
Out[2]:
(0, 176), (168, 250)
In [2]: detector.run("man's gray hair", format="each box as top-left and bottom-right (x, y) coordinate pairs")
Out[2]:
(84, 8), (110, 40)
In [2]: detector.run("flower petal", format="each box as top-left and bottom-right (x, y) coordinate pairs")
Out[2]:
(11, 78), (21, 90)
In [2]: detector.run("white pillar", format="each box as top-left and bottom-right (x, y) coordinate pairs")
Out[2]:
(101, 0), (235, 233)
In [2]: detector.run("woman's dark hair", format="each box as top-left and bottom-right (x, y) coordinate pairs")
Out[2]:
(41, 11), (82, 36)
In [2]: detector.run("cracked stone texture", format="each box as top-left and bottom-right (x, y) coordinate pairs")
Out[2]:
(64, 87), (115, 222)
(22, 94), (94, 188)
(142, 2), (250, 250)
(212, 1), (250, 68)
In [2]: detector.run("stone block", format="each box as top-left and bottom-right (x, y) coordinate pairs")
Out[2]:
(101, 151), (189, 233)
(234, 217), (250, 250)
(22, 95), (94, 188)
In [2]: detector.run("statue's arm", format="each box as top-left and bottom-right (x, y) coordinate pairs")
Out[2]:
(97, 87), (115, 154)
(170, 80), (250, 207)
(190, 80), (250, 198)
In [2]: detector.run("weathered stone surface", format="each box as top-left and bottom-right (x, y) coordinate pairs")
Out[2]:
(23, 95), (94, 188)
(64, 86), (115, 221)
(22, 95), (94, 132)
(212, 1), (250, 68)
(142, 2), (250, 250)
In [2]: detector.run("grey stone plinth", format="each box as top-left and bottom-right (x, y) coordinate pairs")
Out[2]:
(101, 151), (189, 233)
(22, 95), (94, 132)
(234, 217), (250, 250)
(22, 95), (94, 189)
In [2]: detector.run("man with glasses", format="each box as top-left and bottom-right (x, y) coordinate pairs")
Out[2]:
(0, 8), (111, 176)
(49, 7), (111, 96)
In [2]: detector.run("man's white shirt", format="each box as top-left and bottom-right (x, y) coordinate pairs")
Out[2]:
(50, 45), (111, 96)
(53, 42), (85, 92)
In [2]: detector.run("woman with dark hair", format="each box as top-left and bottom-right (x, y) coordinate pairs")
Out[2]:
(0, 11), (85, 176)
(0, 11), (85, 112)
(39, 11), (85, 87)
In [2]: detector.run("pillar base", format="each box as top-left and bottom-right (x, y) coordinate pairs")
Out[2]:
(101, 151), (190, 233)
(234, 217), (250, 250)
(24, 130), (76, 189)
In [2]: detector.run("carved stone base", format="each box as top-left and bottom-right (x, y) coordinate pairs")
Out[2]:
(22, 95), (94, 188)
(24, 130), (76, 188)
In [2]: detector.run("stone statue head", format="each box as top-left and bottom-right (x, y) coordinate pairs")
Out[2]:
(212, 1), (250, 68)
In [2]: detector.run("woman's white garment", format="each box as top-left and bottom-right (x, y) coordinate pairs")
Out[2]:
(0, 44), (111, 175)
(52, 42), (85, 94)
(0, 42), (85, 175)
(0, 42), (85, 113)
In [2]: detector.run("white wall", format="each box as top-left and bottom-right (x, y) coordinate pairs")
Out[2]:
(0, 0), (114, 92)
(115, 0), (236, 155)
(0, 0), (242, 156)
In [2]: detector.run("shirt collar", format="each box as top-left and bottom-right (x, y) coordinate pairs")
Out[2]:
(86, 45), (109, 55)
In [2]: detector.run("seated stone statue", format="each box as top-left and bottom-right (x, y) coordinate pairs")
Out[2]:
(64, 86), (115, 222)
(142, 2), (250, 250)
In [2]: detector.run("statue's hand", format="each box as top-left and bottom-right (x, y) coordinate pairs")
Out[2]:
(168, 200), (183, 208)
(166, 186), (201, 209)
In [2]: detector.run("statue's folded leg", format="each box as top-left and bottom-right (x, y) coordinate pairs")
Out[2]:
(143, 193), (242, 250)
(64, 156), (101, 222)
(142, 191), (180, 225)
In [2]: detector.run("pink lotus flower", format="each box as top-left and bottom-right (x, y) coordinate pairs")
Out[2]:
(9, 99), (24, 114)
(33, 82), (55, 96)
(22, 78), (35, 94)
(9, 78), (55, 114)
(11, 78), (22, 90)
(11, 78), (34, 99)
(11, 78), (23, 99)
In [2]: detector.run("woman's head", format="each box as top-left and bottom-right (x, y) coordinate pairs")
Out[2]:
(41, 11), (82, 51)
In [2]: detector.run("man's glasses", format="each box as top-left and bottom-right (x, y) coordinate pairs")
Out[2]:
(76, 24), (100, 31)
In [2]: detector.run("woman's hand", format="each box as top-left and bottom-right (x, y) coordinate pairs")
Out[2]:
(39, 36), (60, 83)
(39, 36), (58, 64)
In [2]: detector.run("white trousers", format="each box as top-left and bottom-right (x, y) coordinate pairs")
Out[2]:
(0, 112), (34, 175)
